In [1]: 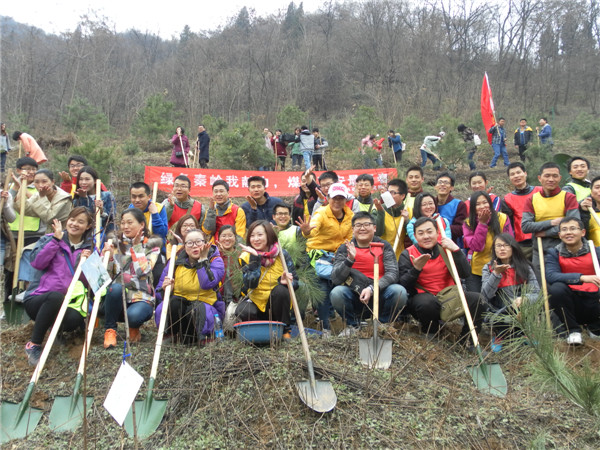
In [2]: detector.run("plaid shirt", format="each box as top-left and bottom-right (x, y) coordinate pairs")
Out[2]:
(488, 125), (506, 145)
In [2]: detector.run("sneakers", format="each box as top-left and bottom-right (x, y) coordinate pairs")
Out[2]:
(567, 332), (583, 345)
(338, 326), (359, 337)
(282, 331), (292, 341)
(25, 341), (42, 366)
(321, 329), (332, 339)
(490, 336), (503, 353)
(104, 329), (117, 349)
(129, 328), (141, 343)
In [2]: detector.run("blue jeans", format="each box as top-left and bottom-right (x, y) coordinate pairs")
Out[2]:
(330, 284), (408, 327)
(467, 147), (477, 170)
(292, 154), (303, 167)
(490, 143), (509, 167)
(420, 149), (439, 168)
(0, 152), (6, 173)
(104, 283), (153, 330)
(302, 150), (313, 170)
(316, 278), (335, 330)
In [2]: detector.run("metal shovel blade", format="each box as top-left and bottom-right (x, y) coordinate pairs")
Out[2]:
(2, 300), (29, 325)
(0, 384), (43, 444)
(359, 336), (393, 369)
(48, 393), (93, 432)
(296, 380), (337, 413)
(124, 381), (167, 439)
(468, 363), (508, 398)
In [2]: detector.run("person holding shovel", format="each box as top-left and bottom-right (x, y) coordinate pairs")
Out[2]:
(398, 217), (485, 345)
(169, 126), (190, 168)
(102, 208), (163, 349)
(330, 212), (407, 336)
(157, 229), (225, 344)
(236, 220), (298, 340)
(373, 178), (411, 258)
(72, 166), (116, 236)
(22, 207), (94, 366)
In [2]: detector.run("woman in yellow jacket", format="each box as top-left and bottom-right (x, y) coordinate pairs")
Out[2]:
(236, 220), (298, 339)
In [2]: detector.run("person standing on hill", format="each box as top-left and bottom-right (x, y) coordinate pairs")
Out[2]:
(12, 131), (47, 165)
(299, 126), (314, 171)
(513, 118), (533, 162)
(537, 117), (553, 149)
(196, 124), (210, 169)
(488, 118), (509, 168)
(0, 123), (11, 173)
(170, 126), (190, 168)
(388, 130), (403, 163)
(457, 124), (477, 170)
(312, 128), (328, 170)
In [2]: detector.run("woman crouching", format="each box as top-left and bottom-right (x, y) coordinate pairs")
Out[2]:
(23, 207), (93, 365)
(157, 229), (225, 344)
(102, 208), (163, 348)
(236, 220), (298, 339)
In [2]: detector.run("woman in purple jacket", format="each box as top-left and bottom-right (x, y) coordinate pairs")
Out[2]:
(23, 207), (94, 366)
(170, 126), (190, 168)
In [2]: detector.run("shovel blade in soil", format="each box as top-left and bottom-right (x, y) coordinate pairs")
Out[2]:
(296, 380), (337, 413)
(48, 394), (93, 432)
(0, 383), (43, 444)
(468, 363), (507, 398)
(359, 338), (392, 369)
(2, 301), (29, 325)
(124, 396), (167, 439)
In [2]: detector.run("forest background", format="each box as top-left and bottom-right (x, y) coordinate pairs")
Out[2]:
(3, 0), (600, 186)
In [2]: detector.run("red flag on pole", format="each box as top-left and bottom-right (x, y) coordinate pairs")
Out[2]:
(481, 72), (496, 144)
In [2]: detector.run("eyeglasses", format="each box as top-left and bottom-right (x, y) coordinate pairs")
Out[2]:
(436, 180), (451, 186)
(185, 239), (206, 248)
(388, 190), (400, 196)
(494, 243), (511, 249)
(275, 212), (290, 216)
(353, 222), (374, 229)
(559, 227), (581, 233)
(320, 182), (333, 189)
(69, 163), (85, 169)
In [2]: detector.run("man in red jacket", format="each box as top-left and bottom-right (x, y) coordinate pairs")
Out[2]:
(546, 217), (600, 345)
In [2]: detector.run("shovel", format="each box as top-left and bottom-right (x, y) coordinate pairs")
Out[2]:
(359, 242), (392, 369)
(48, 253), (111, 432)
(1, 257), (87, 444)
(587, 208), (600, 274)
(435, 217), (507, 397)
(4, 173), (28, 325)
(123, 245), (178, 438)
(537, 236), (552, 331)
(392, 216), (406, 255)
(278, 249), (337, 413)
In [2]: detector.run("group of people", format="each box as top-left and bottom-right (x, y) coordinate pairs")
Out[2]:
(263, 126), (329, 171)
(169, 125), (210, 169)
(3, 146), (599, 367)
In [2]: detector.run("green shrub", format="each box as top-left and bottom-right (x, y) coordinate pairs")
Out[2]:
(212, 122), (274, 170)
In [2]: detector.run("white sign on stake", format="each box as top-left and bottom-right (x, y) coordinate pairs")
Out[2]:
(103, 361), (144, 426)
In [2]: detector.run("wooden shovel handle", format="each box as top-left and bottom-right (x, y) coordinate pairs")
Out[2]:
(95, 179), (102, 251)
(31, 257), (88, 384)
(149, 245), (179, 380)
(12, 179), (27, 289)
(537, 236), (552, 331)
(435, 217), (479, 347)
(392, 217), (405, 254)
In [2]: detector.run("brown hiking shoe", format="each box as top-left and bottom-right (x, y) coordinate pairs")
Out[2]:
(104, 329), (117, 349)
(129, 328), (141, 343)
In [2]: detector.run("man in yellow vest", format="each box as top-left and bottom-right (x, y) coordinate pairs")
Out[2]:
(522, 162), (580, 271)
(8, 157), (43, 246)
(562, 156), (591, 202)
(373, 178), (411, 258)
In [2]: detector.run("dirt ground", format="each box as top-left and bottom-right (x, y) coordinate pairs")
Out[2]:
(2, 314), (600, 449)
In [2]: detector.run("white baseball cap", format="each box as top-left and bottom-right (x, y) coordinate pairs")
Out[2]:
(328, 183), (351, 199)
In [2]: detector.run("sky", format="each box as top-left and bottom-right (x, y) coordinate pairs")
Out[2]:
(1, 0), (325, 38)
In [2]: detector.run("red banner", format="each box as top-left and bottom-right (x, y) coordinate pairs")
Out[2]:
(481, 72), (496, 144)
(144, 166), (398, 198)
